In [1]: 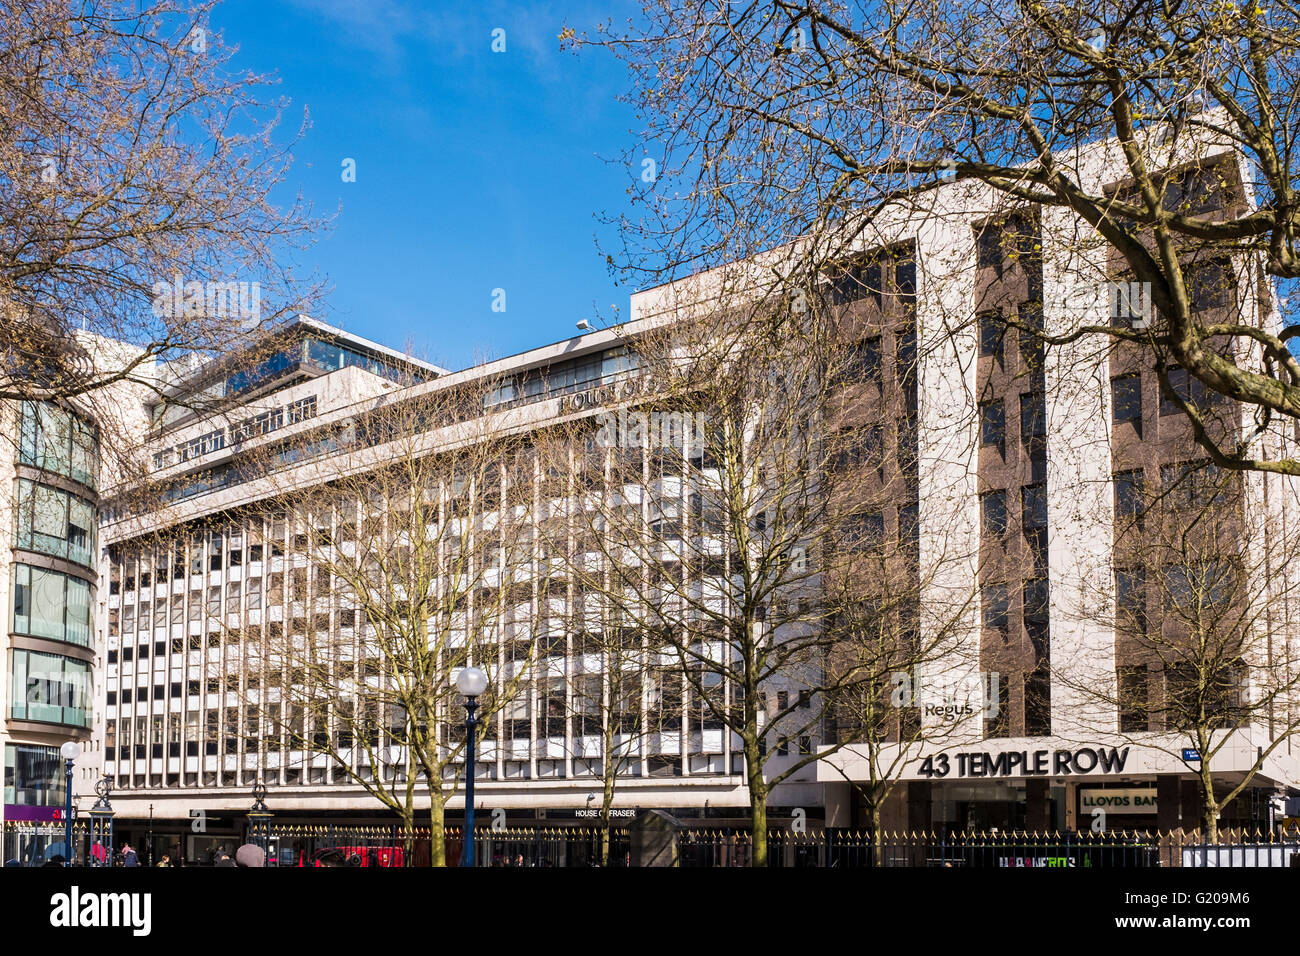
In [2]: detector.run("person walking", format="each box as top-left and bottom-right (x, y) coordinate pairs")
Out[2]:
(235, 844), (265, 868)
(157, 854), (172, 867)
(122, 843), (139, 867)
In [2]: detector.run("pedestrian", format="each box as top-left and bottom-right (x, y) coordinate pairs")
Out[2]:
(214, 851), (236, 867)
(122, 842), (139, 866)
(235, 844), (265, 868)
(157, 854), (172, 867)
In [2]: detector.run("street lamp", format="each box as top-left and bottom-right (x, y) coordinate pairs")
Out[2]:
(88, 777), (115, 866)
(456, 665), (488, 868)
(60, 741), (81, 866)
(247, 780), (273, 852)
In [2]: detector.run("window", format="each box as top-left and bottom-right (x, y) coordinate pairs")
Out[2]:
(1160, 367), (1190, 415)
(1113, 470), (1145, 518)
(985, 677), (1010, 738)
(18, 402), (98, 488)
(1118, 665), (1148, 733)
(844, 512), (885, 551)
(896, 327), (918, 389)
(1019, 393), (1045, 443)
(982, 584), (1010, 635)
(504, 695), (531, 740)
(1023, 577), (1049, 625)
(833, 426), (883, 471)
(842, 337), (882, 384)
(178, 429), (225, 462)
(1160, 366), (1229, 416)
(1025, 667), (1051, 737)
(981, 491), (1008, 538)
(1186, 258), (1232, 313)
(229, 407), (285, 445)
(1161, 166), (1222, 215)
(825, 257), (880, 306)
(899, 503), (919, 548)
(11, 565), (91, 647)
(978, 310), (1005, 360)
(1018, 301), (1044, 371)
(4, 743), (68, 808)
(894, 257), (916, 297)
(7, 650), (92, 727)
(979, 400), (1005, 448)
(976, 225), (1003, 271)
(15, 479), (96, 568)
(1163, 562), (1236, 614)
(649, 669), (682, 731)
(1116, 568), (1147, 635)
(1161, 460), (1235, 508)
(1112, 375), (1142, 424)
(1021, 484), (1047, 531)
(288, 395), (318, 424)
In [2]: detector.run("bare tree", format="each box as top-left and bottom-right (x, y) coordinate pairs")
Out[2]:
(550, 269), (979, 865)
(1058, 457), (1300, 842)
(179, 376), (552, 865)
(0, 0), (322, 419)
(570, 0), (1300, 474)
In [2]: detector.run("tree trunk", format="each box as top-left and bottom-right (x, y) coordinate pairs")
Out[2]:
(750, 787), (769, 867)
(428, 788), (447, 867)
(1199, 769), (1220, 844)
(600, 725), (618, 867)
(863, 798), (882, 868)
(1203, 794), (1221, 845)
(744, 734), (769, 867)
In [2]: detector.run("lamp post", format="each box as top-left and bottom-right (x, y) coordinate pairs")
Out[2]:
(88, 776), (115, 867)
(247, 780), (273, 853)
(456, 666), (488, 868)
(59, 741), (81, 866)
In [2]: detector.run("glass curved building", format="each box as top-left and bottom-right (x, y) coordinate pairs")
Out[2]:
(2, 400), (99, 865)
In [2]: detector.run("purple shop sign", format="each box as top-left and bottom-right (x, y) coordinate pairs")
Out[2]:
(4, 805), (64, 822)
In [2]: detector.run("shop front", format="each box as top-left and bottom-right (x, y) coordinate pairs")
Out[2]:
(4, 743), (72, 865)
(823, 733), (1299, 836)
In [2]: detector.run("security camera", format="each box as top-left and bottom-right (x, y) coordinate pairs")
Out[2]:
(576, 320), (591, 332)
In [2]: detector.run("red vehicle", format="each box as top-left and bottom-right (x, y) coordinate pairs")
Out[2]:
(298, 845), (404, 867)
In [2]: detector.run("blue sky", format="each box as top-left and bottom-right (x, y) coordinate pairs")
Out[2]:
(216, 0), (642, 371)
